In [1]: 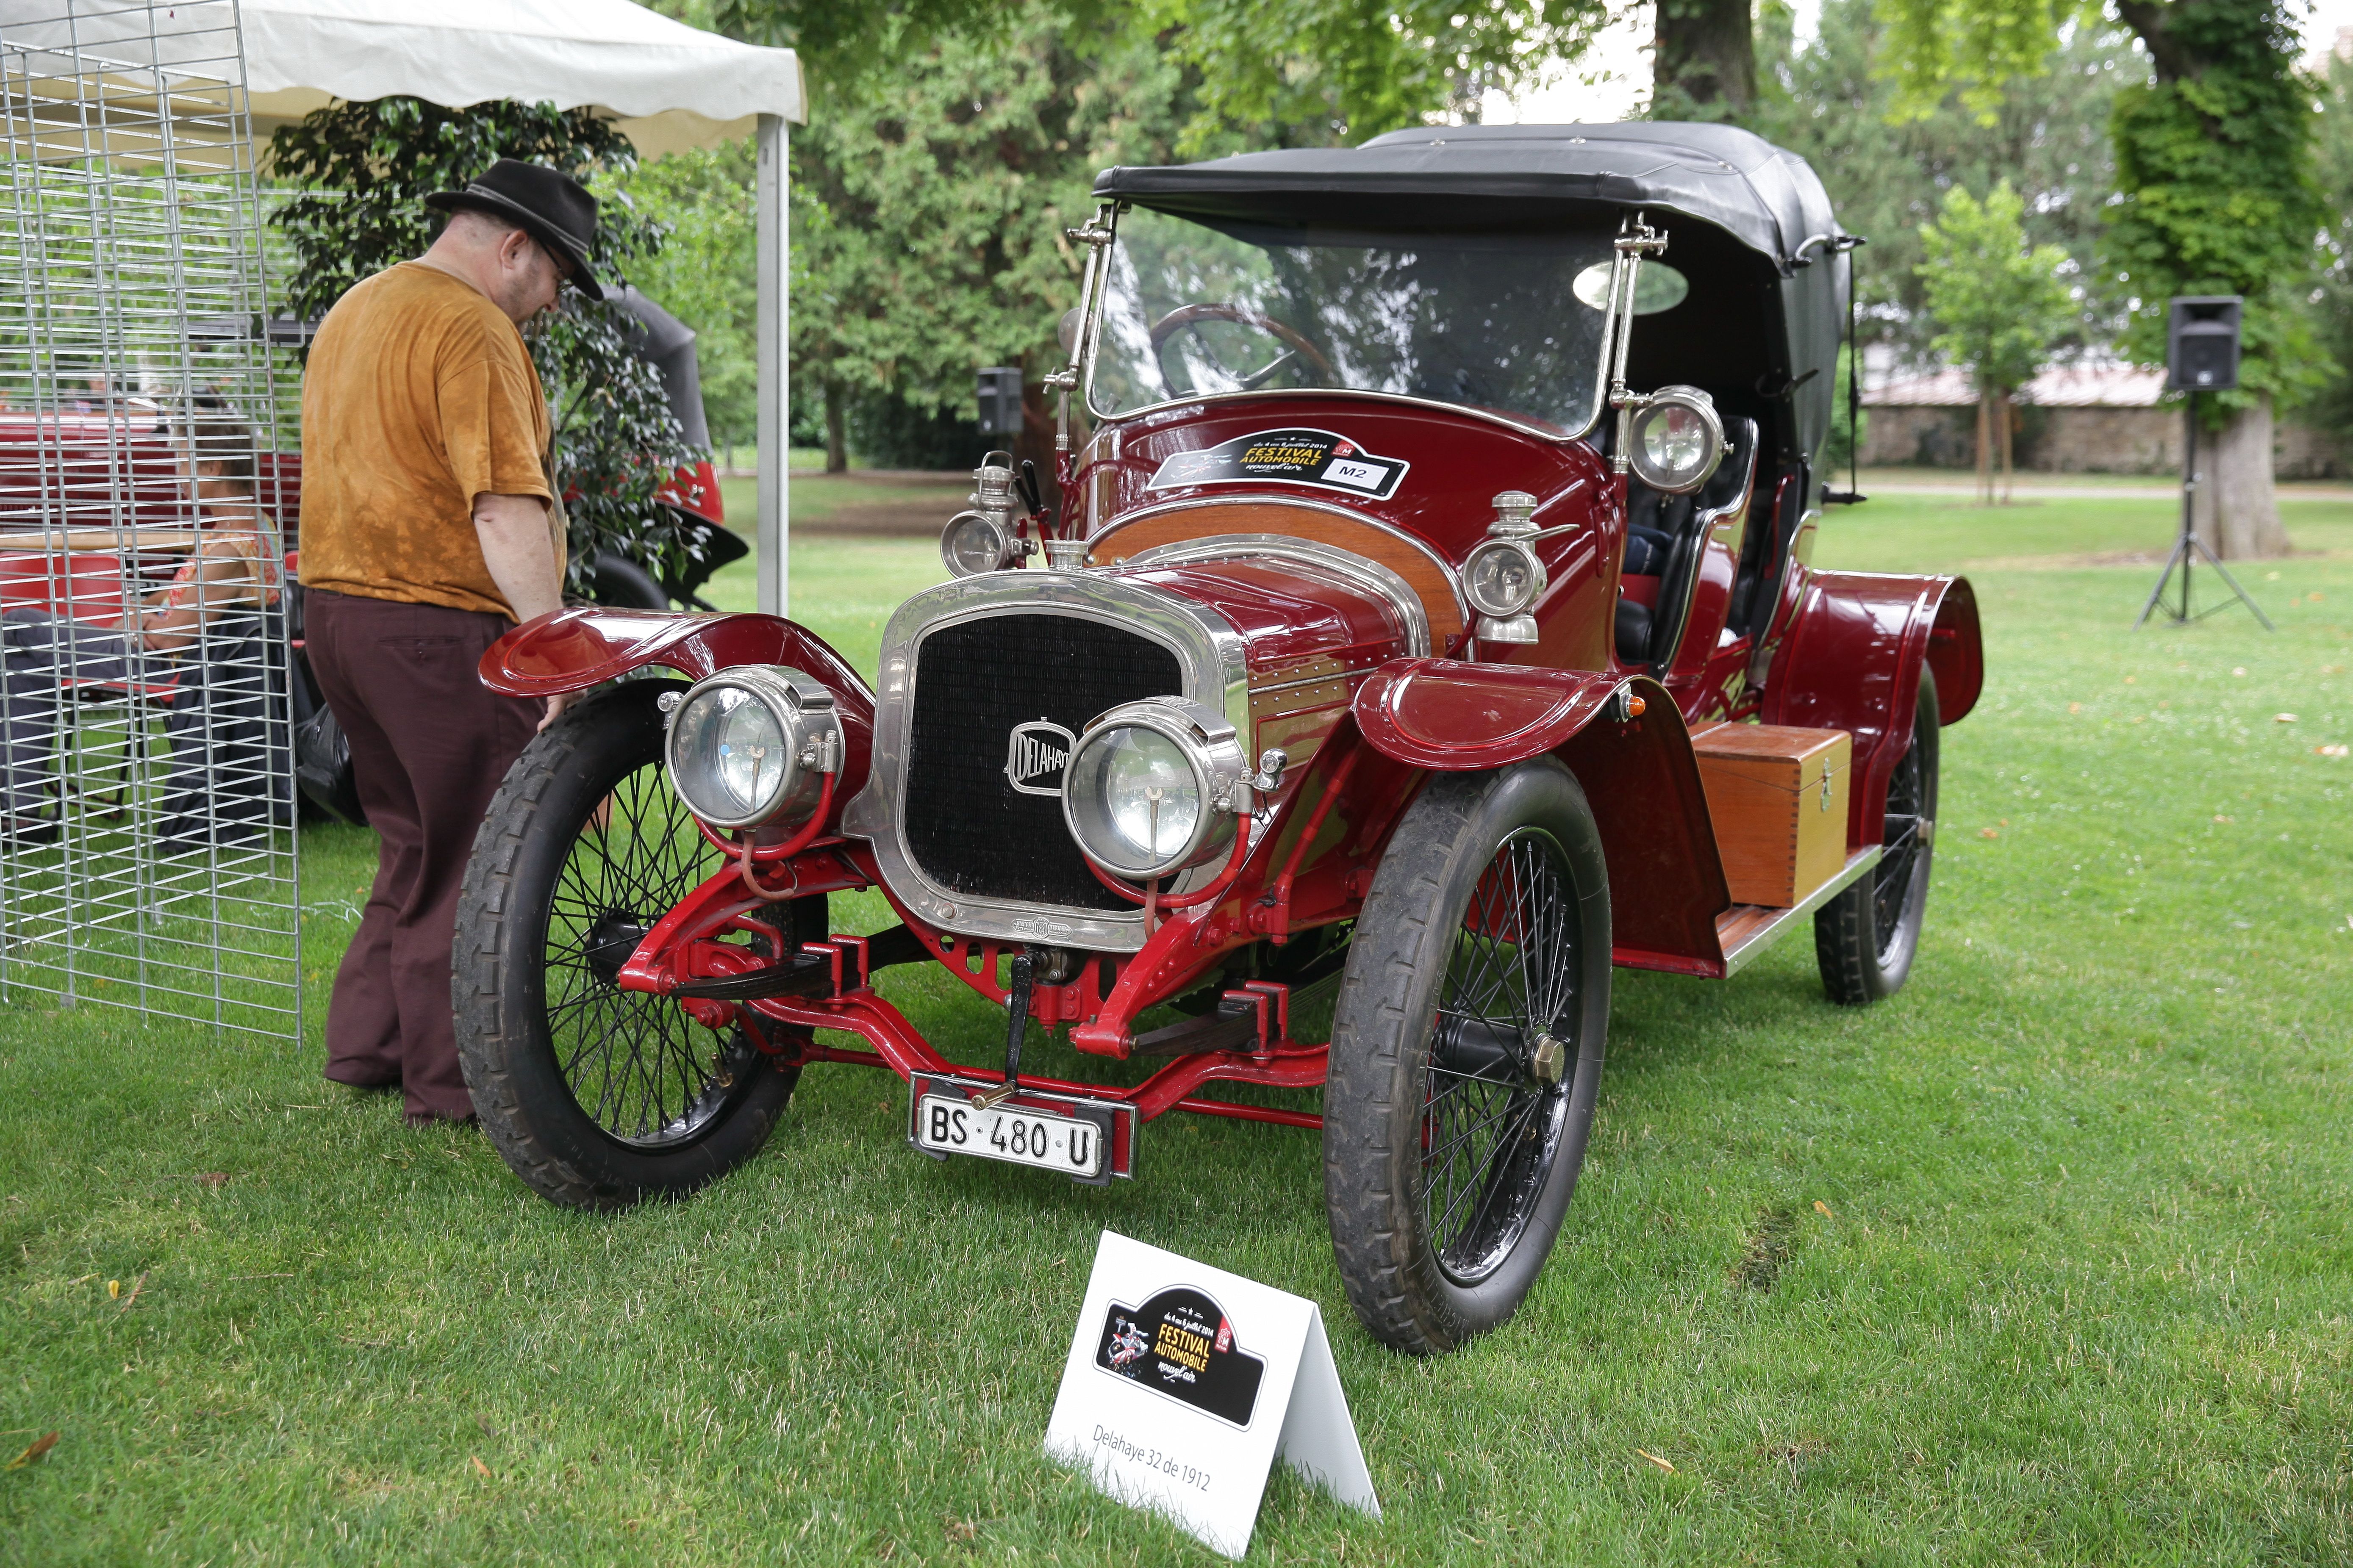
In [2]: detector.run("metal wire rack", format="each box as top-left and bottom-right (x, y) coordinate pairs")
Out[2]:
(0, 0), (300, 1039)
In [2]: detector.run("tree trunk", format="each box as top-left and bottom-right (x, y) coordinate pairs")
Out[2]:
(823, 380), (847, 475)
(1974, 393), (1992, 505)
(1999, 393), (2015, 504)
(1653, 0), (1755, 117)
(2206, 395), (2291, 559)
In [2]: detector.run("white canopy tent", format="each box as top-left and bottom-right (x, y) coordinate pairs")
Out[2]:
(234, 0), (804, 158)
(1, 0), (806, 611)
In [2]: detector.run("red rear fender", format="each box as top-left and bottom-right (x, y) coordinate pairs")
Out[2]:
(1927, 577), (1984, 724)
(1760, 571), (1980, 850)
(480, 607), (878, 792)
(1352, 659), (1731, 972)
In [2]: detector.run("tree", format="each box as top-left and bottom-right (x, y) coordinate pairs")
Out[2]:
(713, 0), (1021, 86)
(1878, 0), (2326, 557)
(612, 141), (759, 457)
(1750, 0), (2134, 367)
(777, 5), (1193, 474)
(1145, 0), (1612, 151)
(1916, 183), (2074, 501)
(712, 0), (1627, 470)
(2302, 51), (2353, 468)
(722, 0), (1616, 154)
(269, 99), (703, 592)
(1654, 0), (1757, 119)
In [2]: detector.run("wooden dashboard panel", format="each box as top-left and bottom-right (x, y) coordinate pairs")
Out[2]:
(1089, 500), (1468, 645)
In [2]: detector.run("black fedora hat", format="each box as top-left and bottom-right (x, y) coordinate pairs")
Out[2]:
(426, 159), (605, 300)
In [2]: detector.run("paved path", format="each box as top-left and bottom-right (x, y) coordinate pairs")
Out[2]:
(1864, 480), (2353, 503)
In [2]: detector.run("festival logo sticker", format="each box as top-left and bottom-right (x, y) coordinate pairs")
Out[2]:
(1094, 1285), (1267, 1428)
(1143, 428), (1409, 501)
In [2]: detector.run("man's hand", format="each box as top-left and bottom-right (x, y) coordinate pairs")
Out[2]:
(473, 491), (564, 625)
(477, 493), (572, 730)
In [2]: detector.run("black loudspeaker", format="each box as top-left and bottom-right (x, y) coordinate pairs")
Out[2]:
(976, 366), (1024, 438)
(2166, 296), (2241, 393)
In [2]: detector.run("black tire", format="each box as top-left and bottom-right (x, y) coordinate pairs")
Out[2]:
(1815, 666), (1940, 1005)
(1323, 759), (1612, 1354)
(453, 679), (823, 1210)
(591, 549), (673, 611)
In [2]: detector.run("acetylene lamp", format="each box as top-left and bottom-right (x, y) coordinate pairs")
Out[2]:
(1463, 489), (1547, 644)
(940, 452), (1027, 577)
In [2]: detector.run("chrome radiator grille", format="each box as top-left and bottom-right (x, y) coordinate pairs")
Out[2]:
(903, 613), (1182, 912)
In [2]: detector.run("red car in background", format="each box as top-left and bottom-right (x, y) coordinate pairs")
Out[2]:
(0, 287), (739, 827)
(455, 123), (1983, 1354)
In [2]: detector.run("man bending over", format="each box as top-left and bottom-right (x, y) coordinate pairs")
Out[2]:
(297, 159), (602, 1127)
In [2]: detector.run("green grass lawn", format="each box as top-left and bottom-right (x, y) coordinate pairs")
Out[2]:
(715, 471), (965, 537)
(4, 489), (2350, 1564)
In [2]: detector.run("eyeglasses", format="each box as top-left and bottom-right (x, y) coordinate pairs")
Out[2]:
(528, 234), (575, 285)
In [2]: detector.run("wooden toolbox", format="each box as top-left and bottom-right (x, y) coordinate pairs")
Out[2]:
(1689, 724), (1852, 908)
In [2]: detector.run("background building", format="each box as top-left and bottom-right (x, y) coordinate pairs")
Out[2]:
(1861, 362), (2346, 477)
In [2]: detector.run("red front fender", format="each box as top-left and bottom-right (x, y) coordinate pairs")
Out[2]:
(1352, 660), (1732, 974)
(479, 607), (880, 801)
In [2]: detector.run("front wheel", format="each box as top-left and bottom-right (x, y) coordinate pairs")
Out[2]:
(1815, 666), (1940, 1005)
(1323, 758), (1612, 1354)
(452, 679), (822, 1211)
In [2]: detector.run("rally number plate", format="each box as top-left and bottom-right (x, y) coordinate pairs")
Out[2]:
(916, 1094), (1104, 1177)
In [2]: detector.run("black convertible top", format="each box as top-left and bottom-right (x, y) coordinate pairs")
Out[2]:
(1093, 122), (1851, 466)
(1093, 122), (1843, 274)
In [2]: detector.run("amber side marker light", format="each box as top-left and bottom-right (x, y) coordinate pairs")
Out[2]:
(1625, 694), (1648, 718)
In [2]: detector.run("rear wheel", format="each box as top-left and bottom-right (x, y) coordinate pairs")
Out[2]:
(453, 679), (821, 1211)
(1323, 759), (1611, 1354)
(1815, 666), (1940, 1004)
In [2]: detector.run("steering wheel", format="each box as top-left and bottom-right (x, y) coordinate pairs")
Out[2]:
(1148, 303), (1335, 396)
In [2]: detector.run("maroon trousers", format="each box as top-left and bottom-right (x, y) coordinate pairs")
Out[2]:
(305, 589), (540, 1121)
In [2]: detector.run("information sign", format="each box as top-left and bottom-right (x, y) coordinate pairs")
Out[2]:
(1043, 1231), (1379, 1558)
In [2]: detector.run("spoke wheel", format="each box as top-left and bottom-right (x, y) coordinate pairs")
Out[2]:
(543, 763), (748, 1147)
(1871, 724), (1929, 959)
(1422, 830), (1578, 1284)
(1816, 666), (1941, 1005)
(1325, 759), (1610, 1355)
(455, 679), (819, 1210)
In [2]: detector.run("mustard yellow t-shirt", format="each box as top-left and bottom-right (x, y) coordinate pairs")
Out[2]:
(297, 261), (558, 618)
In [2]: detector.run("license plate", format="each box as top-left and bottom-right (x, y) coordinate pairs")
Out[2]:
(916, 1093), (1105, 1177)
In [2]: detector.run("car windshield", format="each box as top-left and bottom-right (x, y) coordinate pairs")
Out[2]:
(1088, 207), (1619, 435)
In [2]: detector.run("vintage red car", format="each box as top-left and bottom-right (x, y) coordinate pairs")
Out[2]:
(456, 123), (1983, 1355)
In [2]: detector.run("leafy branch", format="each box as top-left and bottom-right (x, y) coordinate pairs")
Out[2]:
(268, 98), (705, 596)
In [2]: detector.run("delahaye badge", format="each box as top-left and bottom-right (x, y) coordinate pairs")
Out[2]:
(1005, 719), (1077, 796)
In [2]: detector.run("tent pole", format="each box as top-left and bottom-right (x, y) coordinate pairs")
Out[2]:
(756, 111), (789, 617)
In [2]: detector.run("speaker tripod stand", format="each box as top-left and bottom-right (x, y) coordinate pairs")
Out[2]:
(2135, 391), (2273, 631)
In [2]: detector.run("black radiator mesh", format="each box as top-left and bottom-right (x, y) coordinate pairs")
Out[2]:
(905, 613), (1185, 912)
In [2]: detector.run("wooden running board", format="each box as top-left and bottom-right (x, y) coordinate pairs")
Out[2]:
(1714, 846), (1883, 977)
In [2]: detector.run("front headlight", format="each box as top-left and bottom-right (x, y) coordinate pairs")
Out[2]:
(663, 666), (841, 830)
(1626, 386), (1724, 495)
(1062, 697), (1247, 880)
